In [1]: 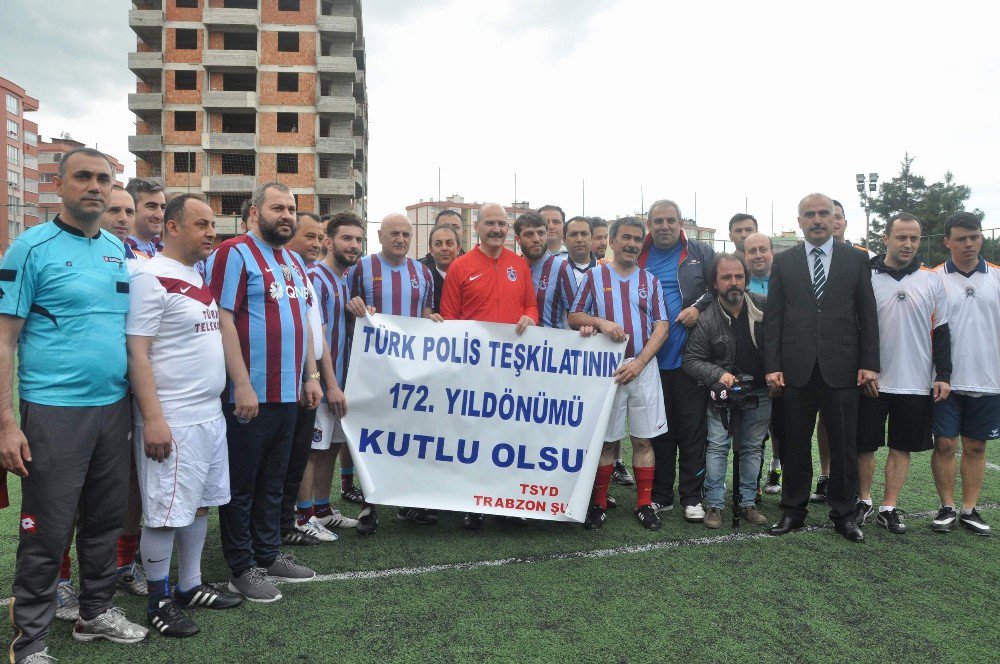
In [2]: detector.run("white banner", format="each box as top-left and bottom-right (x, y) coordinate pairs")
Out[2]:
(342, 314), (623, 522)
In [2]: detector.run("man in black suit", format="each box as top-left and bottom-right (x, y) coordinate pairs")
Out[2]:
(763, 193), (880, 542)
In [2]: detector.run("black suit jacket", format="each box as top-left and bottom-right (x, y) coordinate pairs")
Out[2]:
(763, 241), (879, 388)
(420, 254), (445, 313)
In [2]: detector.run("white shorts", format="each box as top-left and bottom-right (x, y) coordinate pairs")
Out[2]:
(134, 415), (231, 528)
(605, 359), (668, 442)
(313, 405), (348, 451)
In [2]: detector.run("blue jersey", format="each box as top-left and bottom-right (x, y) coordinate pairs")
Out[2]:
(748, 274), (770, 295)
(645, 243), (686, 370)
(571, 264), (668, 359)
(0, 218), (130, 406)
(529, 253), (576, 329)
(309, 262), (350, 390)
(206, 232), (311, 404)
(348, 253), (433, 317)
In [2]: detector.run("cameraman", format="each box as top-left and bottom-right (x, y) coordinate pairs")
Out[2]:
(683, 254), (772, 528)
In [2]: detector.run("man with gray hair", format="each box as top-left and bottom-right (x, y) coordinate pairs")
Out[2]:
(124, 177), (166, 259)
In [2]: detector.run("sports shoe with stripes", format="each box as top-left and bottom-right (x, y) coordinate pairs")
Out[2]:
(228, 567), (282, 603)
(281, 528), (322, 546)
(147, 598), (199, 638)
(931, 506), (958, 532)
(315, 509), (359, 529)
(174, 583), (244, 610)
(959, 509), (992, 536)
(72, 607), (149, 643)
(295, 515), (339, 542)
(341, 486), (365, 504)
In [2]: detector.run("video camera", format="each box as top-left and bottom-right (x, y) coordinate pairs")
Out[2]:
(709, 374), (764, 412)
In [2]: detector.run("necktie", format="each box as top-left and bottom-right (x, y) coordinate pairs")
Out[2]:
(811, 247), (826, 300)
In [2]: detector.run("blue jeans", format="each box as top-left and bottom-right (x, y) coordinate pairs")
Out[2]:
(704, 396), (772, 509)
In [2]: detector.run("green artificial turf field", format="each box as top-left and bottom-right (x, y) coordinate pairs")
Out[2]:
(2, 436), (997, 664)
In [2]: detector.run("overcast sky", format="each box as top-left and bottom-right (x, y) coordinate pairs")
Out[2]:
(2, 0), (998, 245)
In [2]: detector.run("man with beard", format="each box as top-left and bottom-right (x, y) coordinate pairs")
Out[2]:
(347, 213), (440, 529)
(207, 182), (323, 602)
(300, 213), (366, 538)
(124, 178), (166, 259)
(423, 225), (460, 313)
(570, 217), (669, 531)
(514, 212), (576, 329)
(683, 254), (771, 528)
(2, 147), (148, 663)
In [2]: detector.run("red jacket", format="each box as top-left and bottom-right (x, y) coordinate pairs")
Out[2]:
(440, 246), (539, 324)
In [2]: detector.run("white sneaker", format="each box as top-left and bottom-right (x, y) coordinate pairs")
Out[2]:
(315, 509), (359, 529)
(295, 516), (338, 542)
(650, 502), (674, 514)
(684, 504), (706, 522)
(72, 606), (148, 643)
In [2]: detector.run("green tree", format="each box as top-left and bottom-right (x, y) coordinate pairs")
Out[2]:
(865, 154), (986, 266)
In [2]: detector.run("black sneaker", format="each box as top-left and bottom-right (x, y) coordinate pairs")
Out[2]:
(396, 507), (438, 525)
(281, 529), (322, 546)
(635, 504), (661, 531)
(853, 501), (875, 526)
(876, 508), (906, 534)
(357, 506), (378, 537)
(959, 509), (992, 536)
(612, 461), (635, 486)
(584, 504), (607, 530)
(606, 495), (617, 509)
(147, 598), (199, 638)
(931, 506), (958, 532)
(341, 486), (365, 505)
(763, 469), (781, 494)
(173, 583), (244, 610)
(461, 512), (484, 531)
(809, 476), (829, 503)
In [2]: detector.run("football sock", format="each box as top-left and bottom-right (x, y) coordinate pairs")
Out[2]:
(770, 458), (781, 472)
(140, 527), (175, 598)
(296, 500), (314, 525)
(960, 507), (974, 516)
(117, 534), (139, 568)
(313, 499), (332, 518)
(592, 464), (614, 509)
(879, 505), (895, 512)
(341, 466), (355, 491)
(633, 466), (655, 507)
(860, 498), (873, 506)
(175, 516), (207, 593)
(60, 548), (72, 582)
(146, 577), (171, 613)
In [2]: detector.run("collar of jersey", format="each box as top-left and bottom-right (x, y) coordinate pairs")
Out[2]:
(944, 257), (987, 275)
(872, 255), (921, 277)
(54, 216), (101, 239)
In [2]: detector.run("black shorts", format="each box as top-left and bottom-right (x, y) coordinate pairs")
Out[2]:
(857, 392), (933, 453)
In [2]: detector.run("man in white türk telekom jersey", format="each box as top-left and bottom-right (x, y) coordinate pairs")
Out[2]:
(127, 194), (244, 638)
(930, 212), (1000, 536)
(855, 213), (952, 535)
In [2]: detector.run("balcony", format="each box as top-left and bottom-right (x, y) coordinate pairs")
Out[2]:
(128, 51), (164, 76)
(128, 135), (163, 152)
(203, 8), (258, 29)
(128, 9), (163, 38)
(128, 93), (163, 112)
(317, 56), (357, 75)
(317, 15), (356, 34)
(203, 176), (256, 193)
(202, 91), (257, 110)
(202, 133), (257, 151)
(316, 137), (354, 155)
(315, 178), (353, 196)
(202, 49), (258, 69)
(317, 96), (355, 115)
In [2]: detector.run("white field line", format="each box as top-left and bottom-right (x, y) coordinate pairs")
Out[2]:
(987, 462), (1000, 472)
(3, 503), (996, 608)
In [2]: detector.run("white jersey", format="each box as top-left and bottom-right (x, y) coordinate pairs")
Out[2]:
(871, 262), (947, 394)
(126, 254), (227, 425)
(304, 263), (323, 361)
(936, 258), (1000, 395)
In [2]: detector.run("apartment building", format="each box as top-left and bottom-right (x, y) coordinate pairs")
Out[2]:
(1, 76), (39, 249)
(128, 0), (368, 228)
(405, 195), (536, 260)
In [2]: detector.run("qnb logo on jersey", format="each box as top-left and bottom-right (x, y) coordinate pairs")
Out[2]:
(507, 266), (518, 282)
(269, 281), (310, 301)
(20, 514), (37, 534)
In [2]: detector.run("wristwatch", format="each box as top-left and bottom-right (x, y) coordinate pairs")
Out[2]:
(303, 372), (321, 382)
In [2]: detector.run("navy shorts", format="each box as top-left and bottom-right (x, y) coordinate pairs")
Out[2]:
(858, 392), (933, 453)
(932, 393), (1000, 441)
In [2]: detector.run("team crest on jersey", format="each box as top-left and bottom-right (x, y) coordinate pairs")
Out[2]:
(896, 291), (907, 302)
(638, 287), (648, 299)
(312, 428), (323, 443)
(538, 278), (548, 291)
(507, 266), (517, 282)
(410, 277), (420, 288)
(281, 265), (293, 282)
(966, 286), (976, 298)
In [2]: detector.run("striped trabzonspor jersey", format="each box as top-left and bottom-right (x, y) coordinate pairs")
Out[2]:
(348, 253), (433, 317)
(309, 261), (350, 389)
(206, 232), (311, 404)
(571, 263), (669, 359)
(529, 252), (576, 329)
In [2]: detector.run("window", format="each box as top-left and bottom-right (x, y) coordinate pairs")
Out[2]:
(7, 170), (19, 189)
(175, 28), (198, 50)
(175, 70), (197, 90)
(276, 112), (297, 133)
(221, 154), (254, 175)
(223, 0), (256, 8)
(23, 178), (36, 191)
(278, 0), (300, 10)
(173, 152), (196, 173)
(276, 154), (298, 174)
(176, 0), (198, 7)
(23, 130), (37, 146)
(5, 94), (18, 115)
(6, 120), (18, 138)
(221, 113), (255, 133)
(8, 196), (20, 213)
(7, 145), (19, 166)
(223, 32), (256, 50)
(221, 194), (248, 215)
(174, 111), (197, 131)
(40, 173), (54, 183)
(277, 72), (299, 92)
(277, 32), (299, 52)
(222, 72), (256, 92)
